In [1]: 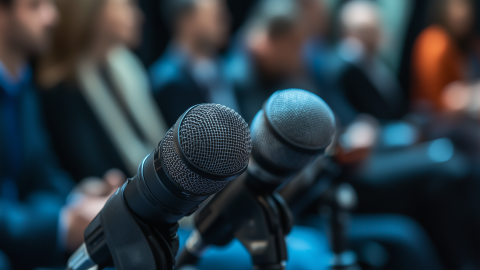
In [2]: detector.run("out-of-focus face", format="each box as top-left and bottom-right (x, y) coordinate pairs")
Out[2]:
(97, 0), (143, 48)
(189, 0), (230, 51)
(301, 0), (328, 37)
(0, 0), (57, 55)
(446, 0), (473, 40)
(342, 3), (382, 56)
(266, 27), (307, 76)
(351, 21), (381, 56)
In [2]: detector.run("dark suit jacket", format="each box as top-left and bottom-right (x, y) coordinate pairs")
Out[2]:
(40, 82), (129, 182)
(305, 40), (358, 126)
(149, 46), (209, 127)
(225, 44), (322, 124)
(337, 60), (406, 121)
(0, 83), (74, 269)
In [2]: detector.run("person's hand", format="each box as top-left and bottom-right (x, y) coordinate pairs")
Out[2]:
(63, 169), (126, 252)
(442, 81), (471, 112)
(63, 195), (110, 251)
(336, 114), (379, 165)
(103, 168), (126, 193)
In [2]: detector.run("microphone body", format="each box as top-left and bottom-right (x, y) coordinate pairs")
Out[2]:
(180, 170), (293, 270)
(178, 89), (336, 269)
(67, 104), (252, 270)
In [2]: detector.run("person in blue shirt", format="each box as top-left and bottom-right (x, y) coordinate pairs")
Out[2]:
(149, 0), (239, 127)
(0, 0), (116, 268)
(224, 0), (319, 124)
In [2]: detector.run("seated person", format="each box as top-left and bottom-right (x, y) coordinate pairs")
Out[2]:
(149, 0), (238, 127)
(410, 0), (480, 268)
(334, 0), (406, 121)
(225, 0), (315, 123)
(299, 0), (358, 126)
(0, 0), (112, 268)
(37, 0), (167, 181)
(411, 0), (477, 114)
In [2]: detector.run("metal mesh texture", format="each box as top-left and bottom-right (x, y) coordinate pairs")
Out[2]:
(268, 89), (335, 150)
(252, 89), (335, 172)
(161, 104), (252, 195)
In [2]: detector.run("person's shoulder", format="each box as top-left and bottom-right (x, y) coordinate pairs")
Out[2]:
(415, 26), (452, 55)
(38, 79), (78, 96)
(149, 51), (184, 90)
(37, 80), (84, 113)
(419, 26), (450, 41)
(224, 48), (254, 90)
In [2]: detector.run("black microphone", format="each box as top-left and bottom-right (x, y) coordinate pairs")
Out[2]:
(67, 104), (252, 270)
(177, 89), (336, 269)
(247, 89), (336, 191)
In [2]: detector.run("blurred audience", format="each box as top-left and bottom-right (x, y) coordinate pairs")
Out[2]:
(335, 0), (406, 121)
(149, 0), (238, 127)
(410, 1), (480, 269)
(299, 0), (358, 126)
(298, 0), (329, 38)
(225, 0), (314, 123)
(37, 0), (167, 181)
(298, 0), (330, 86)
(0, 0), (115, 268)
(412, 0), (478, 113)
(1, 0), (480, 268)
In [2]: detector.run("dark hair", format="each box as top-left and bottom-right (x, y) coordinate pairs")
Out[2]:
(0, 0), (12, 6)
(247, 0), (303, 40)
(428, 0), (476, 50)
(161, 0), (198, 31)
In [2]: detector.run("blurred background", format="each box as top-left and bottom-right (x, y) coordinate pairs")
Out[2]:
(2, 0), (480, 269)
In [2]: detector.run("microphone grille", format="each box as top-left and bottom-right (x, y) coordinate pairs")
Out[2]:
(252, 89), (335, 172)
(267, 89), (335, 150)
(162, 104), (252, 195)
(179, 105), (252, 174)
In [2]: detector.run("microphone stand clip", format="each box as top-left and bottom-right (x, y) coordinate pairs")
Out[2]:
(234, 188), (293, 270)
(179, 175), (294, 270)
(68, 180), (180, 270)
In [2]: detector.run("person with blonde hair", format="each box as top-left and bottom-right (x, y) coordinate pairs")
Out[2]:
(37, 0), (167, 182)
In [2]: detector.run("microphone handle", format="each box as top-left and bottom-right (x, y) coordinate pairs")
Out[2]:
(175, 248), (201, 269)
(176, 229), (210, 269)
(67, 180), (178, 270)
(179, 173), (292, 269)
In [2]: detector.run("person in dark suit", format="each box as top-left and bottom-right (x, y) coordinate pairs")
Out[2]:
(298, 0), (359, 126)
(0, 65), (72, 269)
(224, 0), (320, 124)
(334, 0), (406, 122)
(0, 0), (115, 268)
(37, 0), (167, 182)
(149, 0), (238, 127)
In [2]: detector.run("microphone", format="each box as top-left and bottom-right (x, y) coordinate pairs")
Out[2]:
(67, 104), (252, 270)
(247, 89), (336, 191)
(177, 89), (336, 269)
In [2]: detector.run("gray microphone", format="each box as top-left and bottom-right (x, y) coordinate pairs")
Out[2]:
(176, 89), (336, 269)
(67, 104), (252, 270)
(248, 88), (336, 191)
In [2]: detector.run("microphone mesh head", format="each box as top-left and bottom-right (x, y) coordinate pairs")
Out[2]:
(268, 89), (335, 149)
(162, 104), (252, 195)
(252, 89), (335, 172)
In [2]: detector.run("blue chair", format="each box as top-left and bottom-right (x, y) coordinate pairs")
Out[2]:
(0, 250), (10, 270)
(177, 226), (332, 270)
(300, 214), (444, 270)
